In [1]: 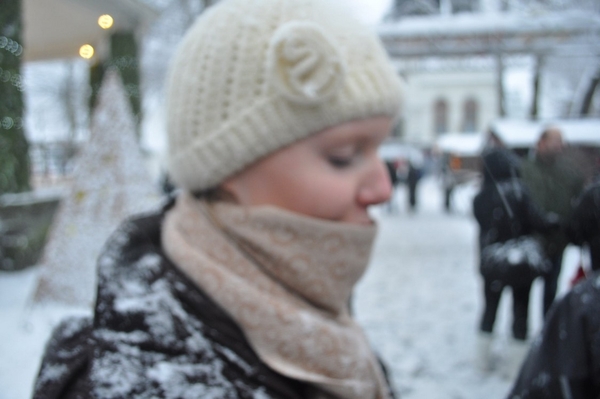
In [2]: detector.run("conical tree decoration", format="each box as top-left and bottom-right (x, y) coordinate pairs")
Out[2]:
(32, 70), (161, 308)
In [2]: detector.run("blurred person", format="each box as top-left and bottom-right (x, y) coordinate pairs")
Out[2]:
(521, 127), (585, 316)
(567, 182), (600, 272)
(406, 153), (424, 212)
(473, 148), (558, 378)
(506, 269), (600, 399)
(31, 0), (405, 398)
(441, 153), (454, 212)
(384, 159), (400, 213)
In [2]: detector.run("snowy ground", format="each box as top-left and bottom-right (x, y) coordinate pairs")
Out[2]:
(357, 176), (581, 399)
(0, 175), (581, 399)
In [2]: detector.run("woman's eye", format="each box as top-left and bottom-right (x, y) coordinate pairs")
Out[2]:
(328, 155), (353, 168)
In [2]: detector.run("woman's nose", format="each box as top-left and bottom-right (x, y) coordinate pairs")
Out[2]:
(358, 158), (392, 206)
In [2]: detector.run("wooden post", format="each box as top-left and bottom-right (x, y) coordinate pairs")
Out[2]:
(496, 53), (505, 118)
(579, 67), (600, 116)
(530, 54), (544, 120)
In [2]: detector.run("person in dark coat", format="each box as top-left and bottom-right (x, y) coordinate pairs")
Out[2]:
(384, 160), (400, 213)
(567, 182), (600, 271)
(406, 160), (422, 212)
(521, 127), (585, 316)
(385, 160), (400, 188)
(506, 269), (600, 399)
(473, 148), (557, 377)
(32, 0), (405, 398)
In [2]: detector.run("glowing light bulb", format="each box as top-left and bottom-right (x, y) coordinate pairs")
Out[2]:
(79, 44), (94, 59)
(98, 14), (114, 29)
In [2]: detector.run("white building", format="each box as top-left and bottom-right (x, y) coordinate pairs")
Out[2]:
(399, 67), (498, 146)
(379, 0), (600, 149)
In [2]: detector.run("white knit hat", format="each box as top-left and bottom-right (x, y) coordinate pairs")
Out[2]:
(166, 0), (404, 191)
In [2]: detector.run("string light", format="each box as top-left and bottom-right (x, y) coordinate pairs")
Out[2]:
(98, 14), (114, 30)
(79, 44), (94, 59)
(0, 36), (23, 56)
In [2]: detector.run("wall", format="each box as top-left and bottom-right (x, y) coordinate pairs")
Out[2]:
(402, 69), (498, 146)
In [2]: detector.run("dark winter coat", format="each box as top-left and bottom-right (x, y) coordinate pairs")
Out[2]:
(473, 149), (554, 250)
(32, 209), (311, 399)
(385, 160), (399, 187)
(521, 152), (585, 257)
(406, 163), (421, 189)
(567, 183), (600, 271)
(507, 270), (600, 399)
(33, 206), (395, 399)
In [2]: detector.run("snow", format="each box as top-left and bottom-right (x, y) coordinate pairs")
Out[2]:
(357, 177), (581, 398)
(0, 176), (582, 399)
(491, 118), (600, 148)
(0, 266), (89, 399)
(483, 237), (546, 267)
(434, 118), (600, 153)
(344, 0), (392, 26)
(377, 9), (600, 38)
(436, 132), (486, 156)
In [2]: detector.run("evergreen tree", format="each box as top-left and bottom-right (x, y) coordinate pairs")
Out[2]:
(0, 0), (30, 194)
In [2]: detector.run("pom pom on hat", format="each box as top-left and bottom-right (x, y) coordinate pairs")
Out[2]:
(166, 0), (404, 191)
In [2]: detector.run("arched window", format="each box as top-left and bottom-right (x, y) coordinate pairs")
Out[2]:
(462, 98), (478, 132)
(434, 98), (448, 135)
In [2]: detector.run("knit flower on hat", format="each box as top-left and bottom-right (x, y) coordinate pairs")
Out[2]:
(268, 21), (346, 105)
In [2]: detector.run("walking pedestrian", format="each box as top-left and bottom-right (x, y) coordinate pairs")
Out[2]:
(521, 127), (585, 316)
(406, 154), (423, 212)
(384, 159), (400, 213)
(473, 148), (557, 378)
(31, 0), (404, 398)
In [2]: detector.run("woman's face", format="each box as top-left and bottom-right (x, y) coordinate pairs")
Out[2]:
(222, 116), (393, 225)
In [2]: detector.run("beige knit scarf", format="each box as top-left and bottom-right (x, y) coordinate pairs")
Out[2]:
(162, 192), (391, 399)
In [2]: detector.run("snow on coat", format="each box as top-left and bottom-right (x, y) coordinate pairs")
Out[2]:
(32, 209), (311, 399)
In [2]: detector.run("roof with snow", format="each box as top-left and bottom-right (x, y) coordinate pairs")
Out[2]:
(491, 118), (600, 148)
(435, 132), (486, 156)
(378, 10), (600, 57)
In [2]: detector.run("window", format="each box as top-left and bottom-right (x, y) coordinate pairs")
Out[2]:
(394, 0), (440, 16)
(462, 98), (478, 132)
(434, 98), (448, 135)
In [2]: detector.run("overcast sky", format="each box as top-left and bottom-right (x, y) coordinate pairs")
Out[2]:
(345, 0), (393, 25)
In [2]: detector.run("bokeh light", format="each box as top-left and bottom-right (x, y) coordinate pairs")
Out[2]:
(79, 44), (94, 59)
(98, 14), (114, 30)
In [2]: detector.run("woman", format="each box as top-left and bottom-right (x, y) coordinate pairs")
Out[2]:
(473, 148), (556, 377)
(32, 0), (404, 398)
